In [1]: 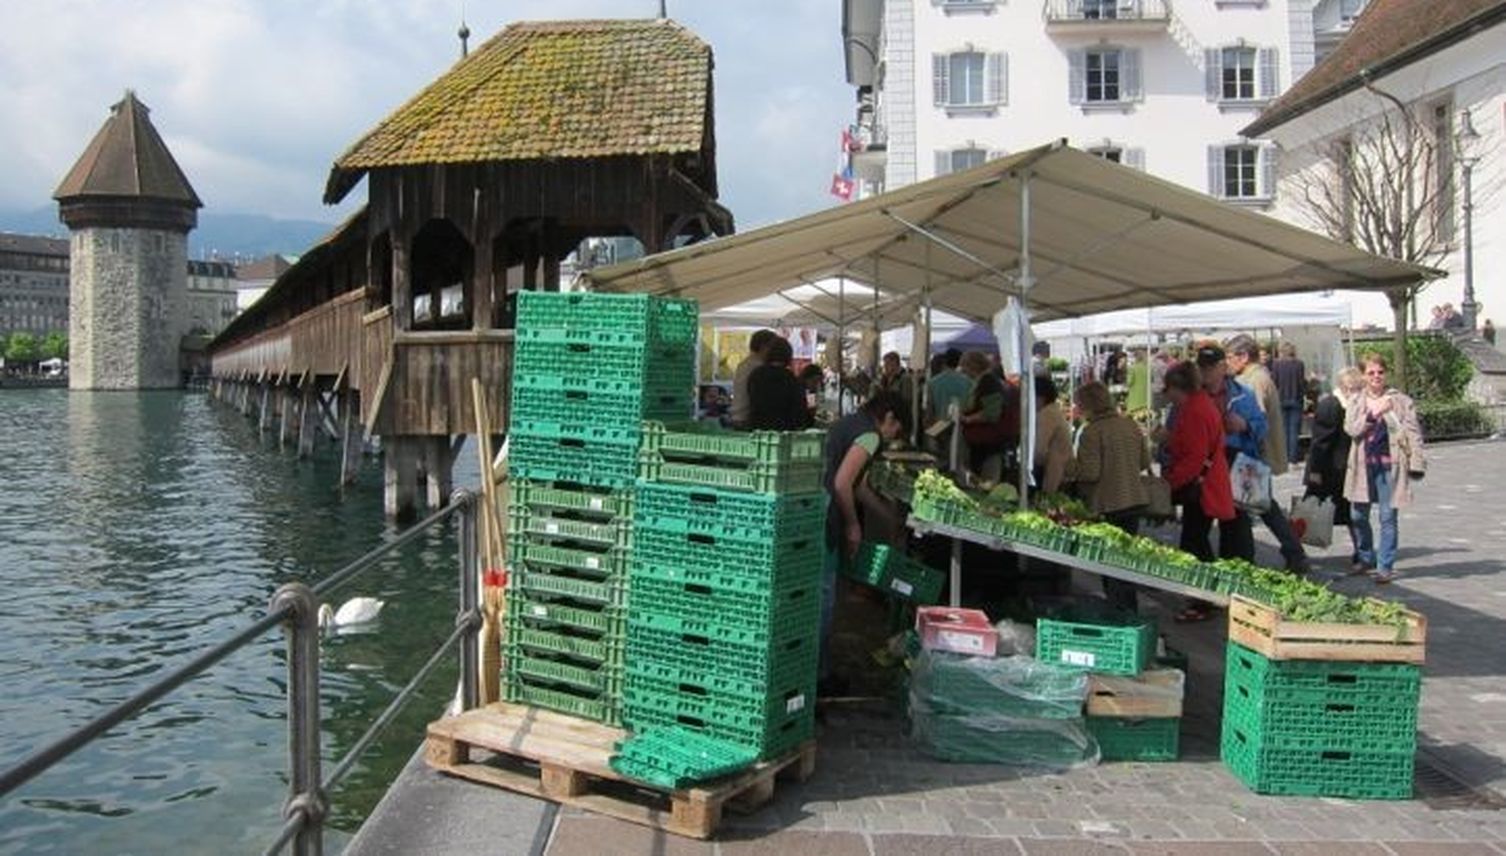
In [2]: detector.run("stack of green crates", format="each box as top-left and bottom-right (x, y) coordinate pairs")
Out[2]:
(624, 426), (827, 761)
(1220, 641), (1419, 799)
(1037, 605), (1180, 761)
(503, 292), (697, 726)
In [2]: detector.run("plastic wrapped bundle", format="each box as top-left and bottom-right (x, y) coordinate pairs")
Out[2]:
(909, 651), (1098, 769)
(910, 650), (1088, 719)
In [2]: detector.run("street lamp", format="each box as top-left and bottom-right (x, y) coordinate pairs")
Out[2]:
(1456, 107), (1481, 331)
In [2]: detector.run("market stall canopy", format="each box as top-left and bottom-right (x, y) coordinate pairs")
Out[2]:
(583, 141), (1438, 321)
(1033, 292), (1354, 341)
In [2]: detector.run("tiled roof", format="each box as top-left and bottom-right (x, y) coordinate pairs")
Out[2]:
(1244, 0), (1506, 137)
(54, 91), (202, 207)
(0, 233), (68, 257)
(325, 19), (712, 203)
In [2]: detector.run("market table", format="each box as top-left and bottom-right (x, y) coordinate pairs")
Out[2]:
(906, 515), (1230, 608)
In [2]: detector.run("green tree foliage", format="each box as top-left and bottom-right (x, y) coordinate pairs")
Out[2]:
(40, 332), (68, 361)
(4, 332), (39, 364)
(1357, 335), (1474, 402)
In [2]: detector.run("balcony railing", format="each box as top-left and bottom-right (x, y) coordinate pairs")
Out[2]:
(1044, 0), (1171, 27)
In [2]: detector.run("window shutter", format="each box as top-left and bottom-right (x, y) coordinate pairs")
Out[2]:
(986, 52), (1007, 105)
(1205, 49), (1222, 101)
(1261, 145), (1278, 198)
(933, 54), (949, 106)
(1122, 49), (1143, 101)
(935, 150), (953, 177)
(1259, 48), (1279, 99)
(1068, 50), (1085, 105)
(1208, 146), (1225, 197)
(1124, 148), (1145, 171)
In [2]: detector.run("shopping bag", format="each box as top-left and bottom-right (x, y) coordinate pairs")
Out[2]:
(1140, 475), (1173, 519)
(1289, 495), (1334, 548)
(1230, 452), (1272, 514)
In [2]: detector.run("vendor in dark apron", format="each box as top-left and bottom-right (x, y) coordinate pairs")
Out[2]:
(821, 390), (909, 692)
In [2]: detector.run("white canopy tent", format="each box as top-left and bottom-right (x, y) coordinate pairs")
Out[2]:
(584, 141), (1437, 501)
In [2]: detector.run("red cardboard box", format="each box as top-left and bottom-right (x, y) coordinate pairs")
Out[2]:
(916, 606), (999, 657)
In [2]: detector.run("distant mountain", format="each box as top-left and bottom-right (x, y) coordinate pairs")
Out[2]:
(0, 206), (335, 261)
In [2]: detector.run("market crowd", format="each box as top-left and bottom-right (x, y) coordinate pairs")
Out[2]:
(720, 329), (1426, 636)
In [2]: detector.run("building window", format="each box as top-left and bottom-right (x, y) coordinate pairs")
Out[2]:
(933, 51), (1006, 109)
(934, 147), (993, 176)
(1069, 48), (1140, 106)
(1340, 0), (1365, 21)
(1209, 144), (1275, 200)
(1082, 0), (1119, 19)
(1206, 47), (1279, 103)
(1093, 147), (1123, 164)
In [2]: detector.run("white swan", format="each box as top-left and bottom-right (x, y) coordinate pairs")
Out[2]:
(318, 597), (386, 630)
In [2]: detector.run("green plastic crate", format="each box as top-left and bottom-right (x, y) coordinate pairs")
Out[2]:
(510, 433), (638, 489)
(912, 713), (1099, 767)
(625, 673), (814, 732)
(632, 526), (822, 579)
(629, 601), (819, 648)
(1087, 716), (1180, 762)
(510, 479), (633, 520)
(510, 566), (626, 607)
(847, 541), (945, 605)
(516, 291), (699, 343)
(626, 621), (817, 684)
(511, 375), (689, 431)
(502, 673), (622, 726)
(639, 421), (825, 466)
(505, 649), (625, 696)
(625, 655), (816, 703)
(1225, 642), (1422, 698)
(627, 556), (822, 597)
(623, 696), (813, 761)
(633, 482), (826, 542)
(637, 453), (825, 496)
(1220, 721), (1413, 799)
(909, 494), (1013, 540)
(610, 726), (757, 790)
(509, 537), (630, 579)
(513, 331), (693, 388)
(510, 593), (626, 638)
(511, 511), (632, 550)
(627, 573), (816, 631)
(1036, 616), (1156, 676)
(504, 622), (625, 668)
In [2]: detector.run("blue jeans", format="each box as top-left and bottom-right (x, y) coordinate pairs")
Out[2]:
(1283, 403), (1304, 464)
(1352, 464), (1398, 571)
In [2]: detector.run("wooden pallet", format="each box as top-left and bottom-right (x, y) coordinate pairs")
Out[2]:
(425, 702), (817, 839)
(1087, 667), (1184, 718)
(1227, 596), (1426, 663)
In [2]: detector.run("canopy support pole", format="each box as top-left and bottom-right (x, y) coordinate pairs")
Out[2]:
(1017, 172), (1035, 513)
(918, 241), (934, 447)
(838, 277), (847, 417)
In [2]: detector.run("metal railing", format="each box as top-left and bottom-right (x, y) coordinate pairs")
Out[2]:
(0, 490), (482, 856)
(1043, 0), (1171, 23)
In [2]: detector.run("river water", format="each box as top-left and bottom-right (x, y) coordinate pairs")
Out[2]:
(0, 390), (478, 855)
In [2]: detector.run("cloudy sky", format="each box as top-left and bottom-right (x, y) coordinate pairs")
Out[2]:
(0, 0), (853, 229)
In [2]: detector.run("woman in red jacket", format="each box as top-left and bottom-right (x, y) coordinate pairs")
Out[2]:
(1163, 361), (1235, 562)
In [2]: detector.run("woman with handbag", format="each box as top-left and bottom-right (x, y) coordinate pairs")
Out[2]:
(1344, 353), (1426, 583)
(958, 350), (1018, 482)
(1162, 361), (1235, 621)
(1071, 381), (1151, 611)
(1303, 367), (1364, 567)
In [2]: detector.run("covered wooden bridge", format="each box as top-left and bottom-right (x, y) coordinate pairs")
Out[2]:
(205, 19), (732, 518)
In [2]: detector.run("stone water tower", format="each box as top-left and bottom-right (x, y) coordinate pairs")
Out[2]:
(55, 91), (201, 389)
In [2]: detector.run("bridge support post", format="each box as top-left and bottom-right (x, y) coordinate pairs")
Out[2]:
(259, 382), (273, 435)
(297, 383), (318, 459)
(384, 437), (420, 521)
(280, 385), (296, 450)
(340, 391), (363, 486)
(422, 436), (455, 510)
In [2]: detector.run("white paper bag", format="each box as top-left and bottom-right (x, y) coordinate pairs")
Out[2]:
(1289, 495), (1335, 548)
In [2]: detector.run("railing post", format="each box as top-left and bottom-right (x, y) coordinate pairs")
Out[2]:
(452, 489), (481, 712)
(271, 582), (325, 856)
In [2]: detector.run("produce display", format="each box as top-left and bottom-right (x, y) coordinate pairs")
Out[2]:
(907, 467), (1406, 628)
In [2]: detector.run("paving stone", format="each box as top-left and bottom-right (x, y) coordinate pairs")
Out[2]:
(1382, 844), (1505, 855)
(1121, 843), (1277, 855)
(871, 833), (1024, 856)
(1016, 840), (1135, 855)
(720, 830), (871, 856)
(1266, 844), (1390, 856)
(545, 816), (714, 856)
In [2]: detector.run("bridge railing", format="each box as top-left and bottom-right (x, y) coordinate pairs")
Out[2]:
(0, 490), (482, 856)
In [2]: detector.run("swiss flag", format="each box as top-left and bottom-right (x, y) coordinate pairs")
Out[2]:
(829, 173), (855, 201)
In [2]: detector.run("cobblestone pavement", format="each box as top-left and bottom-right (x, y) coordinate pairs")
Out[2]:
(542, 439), (1506, 855)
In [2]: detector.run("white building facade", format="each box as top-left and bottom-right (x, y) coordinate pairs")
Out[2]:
(842, 0), (1366, 207)
(1249, 2), (1506, 330)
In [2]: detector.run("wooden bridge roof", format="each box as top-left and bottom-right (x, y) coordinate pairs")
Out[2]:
(324, 19), (713, 204)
